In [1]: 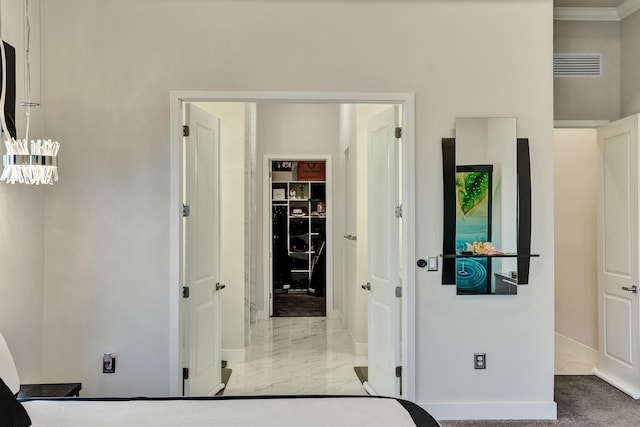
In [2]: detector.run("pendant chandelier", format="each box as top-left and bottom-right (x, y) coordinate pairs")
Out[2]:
(1, 0), (59, 185)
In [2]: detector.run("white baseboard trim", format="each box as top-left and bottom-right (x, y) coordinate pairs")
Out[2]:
(593, 368), (640, 399)
(327, 309), (341, 320)
(256, 310), (268, 321)
(555, 332), (599, 365)
(421, 401), (557, 421)
(221, 349), (246, 363)
(354, 342), (368, 356)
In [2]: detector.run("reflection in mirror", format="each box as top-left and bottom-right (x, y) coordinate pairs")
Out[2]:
(455, 118), (517, 295)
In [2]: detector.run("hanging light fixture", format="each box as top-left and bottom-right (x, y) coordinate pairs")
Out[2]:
(1, 0), (59, 185)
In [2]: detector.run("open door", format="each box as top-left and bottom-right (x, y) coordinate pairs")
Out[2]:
(363, 106), (401, 396)
(594, 114), (640, 399)
(183, 104), (225, 396)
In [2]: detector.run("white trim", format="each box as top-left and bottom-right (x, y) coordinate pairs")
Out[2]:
(554, 0), (640, 21)
(256, 310), (269, 321)
(593, 368), (640, 399)
(422, 401), (558, 421)
(354, 342), (368, 356)
(554, 7), (619, 21)
(170, 90), (416, 402)
(554, 120), (610, 128)
(221, 349), (246, 363)
(555, 332), (599, 366)
(263, 154), (333, 319)
(618, 0), (640, 20)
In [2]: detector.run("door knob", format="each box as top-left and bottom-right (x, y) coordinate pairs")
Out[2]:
(361, 282), (371, 291)
(216, 282), (226, 291)
(622, 285), (637, 293)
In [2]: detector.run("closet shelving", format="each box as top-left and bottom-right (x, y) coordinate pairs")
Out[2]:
(271, 164), (326, 295)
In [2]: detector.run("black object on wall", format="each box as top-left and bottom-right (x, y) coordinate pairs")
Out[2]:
(0, 40), (17, 139)
(517, 138), (532, 284)
(441, 138), (456, 284)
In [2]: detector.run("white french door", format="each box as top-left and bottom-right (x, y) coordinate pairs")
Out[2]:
(364, 106), (401, 397)
(594, 114), (640, 399)
(183, 104), (224, 396)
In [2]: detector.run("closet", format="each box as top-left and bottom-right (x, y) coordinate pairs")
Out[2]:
(271, 160), (327, 316)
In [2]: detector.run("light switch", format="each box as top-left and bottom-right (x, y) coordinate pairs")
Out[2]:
(427, 256), (438, 271)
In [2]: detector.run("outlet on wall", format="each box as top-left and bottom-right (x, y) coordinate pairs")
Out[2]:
(474, 353), (486, 369)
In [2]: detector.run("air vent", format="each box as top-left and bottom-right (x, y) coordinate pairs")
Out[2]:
(554, 53), (602, 77)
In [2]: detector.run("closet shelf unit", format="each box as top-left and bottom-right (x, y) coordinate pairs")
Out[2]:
(271, 162), (326, 296)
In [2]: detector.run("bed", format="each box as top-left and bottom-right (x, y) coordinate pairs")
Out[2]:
(1, 333), (439, 426)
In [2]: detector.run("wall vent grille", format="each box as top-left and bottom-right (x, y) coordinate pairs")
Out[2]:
(554, 53), (602, 77)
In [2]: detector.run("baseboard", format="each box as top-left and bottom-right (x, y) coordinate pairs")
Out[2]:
(326, 308), (341, 320)
(421, 401), (557, 420)
(221, 348), (246, 363)
(256, 310), (268, 321)
(354, 342), (368, 356)
(555, 332), (599, 365)
(593, 368), (640, 399)
(348, 329), (368, 356)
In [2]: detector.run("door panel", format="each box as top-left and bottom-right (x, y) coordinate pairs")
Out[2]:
(184, 104), (224, 396)
(595, 114), (640, 399)
(365, 106), (400, 397)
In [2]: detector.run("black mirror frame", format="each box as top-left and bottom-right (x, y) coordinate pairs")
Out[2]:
(441, 137), (536, 289)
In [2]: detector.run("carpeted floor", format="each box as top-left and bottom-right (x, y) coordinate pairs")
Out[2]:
(273, 292), (325, 317)
(440, 375), (640, 427)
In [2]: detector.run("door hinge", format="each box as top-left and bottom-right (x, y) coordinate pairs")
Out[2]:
(395, 286), (402, 298)
(395, 366), (402, 378)
(183, 204), (190, 217)
(395, 205), (402, 218)
(183, 125), (190, 137)
(395, 127), (402, 139)
(182, 286), (190, 298)
(183, 367), (189, 380)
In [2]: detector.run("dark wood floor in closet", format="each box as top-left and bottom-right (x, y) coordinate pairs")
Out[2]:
(273, 293), (326, 317)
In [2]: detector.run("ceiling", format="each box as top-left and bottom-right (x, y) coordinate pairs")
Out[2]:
(555, 0), (627, 6)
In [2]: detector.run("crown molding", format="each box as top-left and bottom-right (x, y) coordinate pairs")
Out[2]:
(554, 7), (619, 21)
(618, 0), (640, 19)
(554, 0), (640, 21)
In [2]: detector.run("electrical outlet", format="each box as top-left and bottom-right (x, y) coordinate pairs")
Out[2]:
(103, 353), (116, 373)
(474, 353), (486, 369)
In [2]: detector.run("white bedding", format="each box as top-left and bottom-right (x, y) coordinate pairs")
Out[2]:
(22, 397), (430, 427)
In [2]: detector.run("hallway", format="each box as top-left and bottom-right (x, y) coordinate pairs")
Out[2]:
(224, 317), (367, 395)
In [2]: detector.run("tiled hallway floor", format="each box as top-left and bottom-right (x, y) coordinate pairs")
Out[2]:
(223, 317), (368, 396)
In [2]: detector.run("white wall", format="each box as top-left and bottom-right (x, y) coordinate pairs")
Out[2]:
(0, 0), (44, 384)
(0, 0), (555, 419)
(553, 129), (598, 351)
(194, 102), (246, 361)
(255, 103), (341, 318)
(621, 9), (640, 117)
(554, 20), (621, 121)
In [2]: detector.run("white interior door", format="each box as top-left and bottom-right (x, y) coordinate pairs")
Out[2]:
(364, 106), (401, 396)
(183, 103), (224, 396)
(594, 114), (640, 399)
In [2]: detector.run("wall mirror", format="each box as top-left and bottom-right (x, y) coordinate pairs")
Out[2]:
(441, 117), (537, 295)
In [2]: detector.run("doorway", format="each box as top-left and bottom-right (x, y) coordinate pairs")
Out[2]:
(169, 92), (416, 401)
(269, 158), (329, 317)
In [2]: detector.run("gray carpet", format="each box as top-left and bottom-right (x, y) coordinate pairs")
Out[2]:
(440, 375), (640, 427)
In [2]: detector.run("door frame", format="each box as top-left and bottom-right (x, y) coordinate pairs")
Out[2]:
(169, 91), (416, 401)
(264, 154), (333, 318)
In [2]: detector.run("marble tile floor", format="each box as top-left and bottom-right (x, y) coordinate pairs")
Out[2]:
(223, 317), (368, 396)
